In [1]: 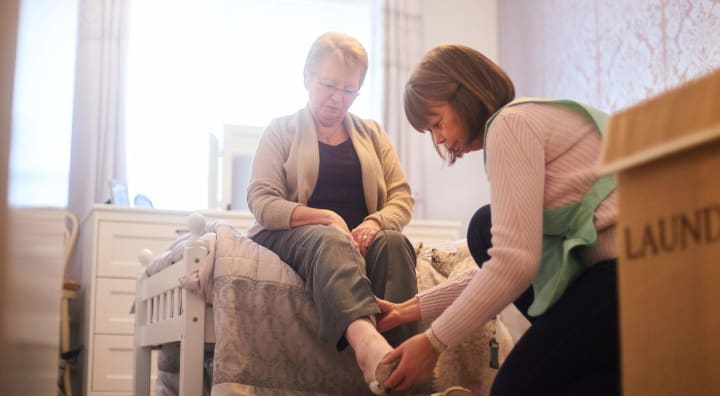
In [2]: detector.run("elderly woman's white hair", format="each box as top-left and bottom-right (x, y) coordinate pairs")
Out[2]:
(303, 32), (369, 87)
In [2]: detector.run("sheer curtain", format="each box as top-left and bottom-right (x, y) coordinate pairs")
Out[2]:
(68, 0), (129, 219)
(124, 0), (377, 211)
(66, 0), (129, 281)
(374, 0), (426, 218)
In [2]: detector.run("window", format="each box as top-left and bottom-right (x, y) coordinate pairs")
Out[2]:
(9, 0), (78, 207)
(126, 0), (376, 210)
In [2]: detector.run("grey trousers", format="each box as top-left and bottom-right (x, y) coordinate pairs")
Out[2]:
(251, 225), (419, 348)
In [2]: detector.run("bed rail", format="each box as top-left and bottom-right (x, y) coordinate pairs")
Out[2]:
(133, 213), (209, 396)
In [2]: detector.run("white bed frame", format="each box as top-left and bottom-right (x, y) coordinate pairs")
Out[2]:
(133, 213), (214, 396)
(132, 213), (462, 396)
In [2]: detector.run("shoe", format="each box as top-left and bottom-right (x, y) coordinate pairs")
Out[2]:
(431, 386), (473, 396)
(368, 353), (400, 395)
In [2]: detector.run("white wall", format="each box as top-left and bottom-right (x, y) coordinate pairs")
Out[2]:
(420, 0), (497, 232)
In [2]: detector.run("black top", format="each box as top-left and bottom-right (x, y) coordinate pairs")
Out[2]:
(308, 139), (369, 229)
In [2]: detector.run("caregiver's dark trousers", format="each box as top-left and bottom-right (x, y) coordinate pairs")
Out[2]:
(251, 225), (418, 349)
(467, 204), (620, 396)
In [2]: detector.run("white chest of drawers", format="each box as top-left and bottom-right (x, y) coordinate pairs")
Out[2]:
(77, 205), (253, 396)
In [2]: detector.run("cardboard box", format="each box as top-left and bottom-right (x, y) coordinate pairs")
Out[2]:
(598, 68), (720, 395)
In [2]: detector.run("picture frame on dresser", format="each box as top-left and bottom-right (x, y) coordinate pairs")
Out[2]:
(109, 179), (130, 206)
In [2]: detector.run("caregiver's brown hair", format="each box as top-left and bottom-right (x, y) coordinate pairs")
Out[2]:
(404, 44), (515, 164)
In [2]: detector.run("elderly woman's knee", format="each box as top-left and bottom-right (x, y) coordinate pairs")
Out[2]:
(373, 229), (413, 252)
(300, 225), (352, 249)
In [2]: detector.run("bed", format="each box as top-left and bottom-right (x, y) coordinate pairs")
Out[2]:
(133, 213), (520, 396)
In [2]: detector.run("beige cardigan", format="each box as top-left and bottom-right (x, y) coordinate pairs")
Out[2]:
(247, 106), (414, 237)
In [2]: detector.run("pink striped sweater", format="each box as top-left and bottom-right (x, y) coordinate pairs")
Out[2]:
(419, 102), (618, 348)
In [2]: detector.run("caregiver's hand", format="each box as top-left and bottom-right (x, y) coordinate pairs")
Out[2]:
(382, 333), (439, 391)
(375, 297), (421, 333)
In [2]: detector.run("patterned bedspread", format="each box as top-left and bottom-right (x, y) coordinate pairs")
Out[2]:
(148, 223), (516, 396)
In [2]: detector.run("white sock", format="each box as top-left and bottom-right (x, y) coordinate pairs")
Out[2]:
(346, 317), (393, 384)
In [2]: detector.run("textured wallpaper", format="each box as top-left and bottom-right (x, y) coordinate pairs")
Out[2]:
(498, 0), (720, 113)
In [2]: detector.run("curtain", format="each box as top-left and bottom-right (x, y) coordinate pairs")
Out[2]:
(374, 0), (426, 218)
(67, 0), (129, 279)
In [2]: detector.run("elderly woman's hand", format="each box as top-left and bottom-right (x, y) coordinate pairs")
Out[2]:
(375, 296), (421, 333)
(322, 210), (359, 249)
(352, 219), (381, 256)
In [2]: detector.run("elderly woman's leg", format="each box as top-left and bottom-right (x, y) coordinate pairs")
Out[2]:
(364, 230), (418, 346)
(251, 225), (392, 387)
(251, 225), (378, 343)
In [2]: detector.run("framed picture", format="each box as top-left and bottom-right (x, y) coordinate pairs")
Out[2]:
(109, 179), (130, 206)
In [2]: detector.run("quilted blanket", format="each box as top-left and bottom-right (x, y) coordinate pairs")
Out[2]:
(148, 223), (516, 396)
(149, 223), (372, 394)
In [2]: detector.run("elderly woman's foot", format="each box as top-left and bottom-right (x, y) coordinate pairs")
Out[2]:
(346, 318), (394, 392)
(354, 332), (393, 386)
(369, 352), (399, 395)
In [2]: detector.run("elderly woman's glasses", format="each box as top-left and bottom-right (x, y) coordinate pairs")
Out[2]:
(316, 80), (360, 99)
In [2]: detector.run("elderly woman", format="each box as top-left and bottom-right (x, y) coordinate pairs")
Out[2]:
(246, 32), (417, 392)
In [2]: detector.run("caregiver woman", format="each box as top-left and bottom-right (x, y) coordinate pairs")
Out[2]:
(376, 44), (620, 396)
